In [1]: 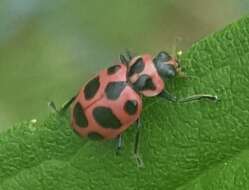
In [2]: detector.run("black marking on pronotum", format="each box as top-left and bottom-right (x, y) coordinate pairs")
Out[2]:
(73, 102), (88, 128)
(128, 58), (145, 77)
(132, 74), (156, 91)
(105, 81), (126, 100)
(93, 106), (122, 129)
(153, 52), (176, 79)
(107, 65), (121, 75)
(154, 51), (172, 63)
(154, 62), (176, 79)
(124, 100), (138, 115)
(88, 132), (104, 140)
(84, 76), (100, 100)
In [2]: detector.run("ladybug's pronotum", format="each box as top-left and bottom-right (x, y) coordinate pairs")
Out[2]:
(50, 51), (218, 166)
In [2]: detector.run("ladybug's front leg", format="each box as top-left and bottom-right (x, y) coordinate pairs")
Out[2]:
(158, 90), (219, 103)
(158, 90), (177, 102)
(178, 94), (219, 102)
(134, 119), (144, 168)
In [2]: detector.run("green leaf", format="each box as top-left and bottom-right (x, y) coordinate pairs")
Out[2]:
(0, 16), (249, 190)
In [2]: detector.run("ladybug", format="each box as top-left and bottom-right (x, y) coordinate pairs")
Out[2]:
(50, 51), (218, 166)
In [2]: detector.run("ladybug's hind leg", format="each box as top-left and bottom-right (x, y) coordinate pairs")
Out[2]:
(133, 119), (144, 168)
(48, 95), (76, 114)
(48, 101), (58, 113)
(116, 134), (123, 155)
(60, 95), (76, 113)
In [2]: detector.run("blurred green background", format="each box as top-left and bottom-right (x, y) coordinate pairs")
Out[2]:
(0, 0), (248, 131)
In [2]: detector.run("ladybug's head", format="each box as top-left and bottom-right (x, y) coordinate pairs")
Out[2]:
(153, 51), (182, 80)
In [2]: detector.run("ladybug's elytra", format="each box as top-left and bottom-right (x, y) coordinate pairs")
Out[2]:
(72, 52), (179, 139)
(51, 51), (218, 166)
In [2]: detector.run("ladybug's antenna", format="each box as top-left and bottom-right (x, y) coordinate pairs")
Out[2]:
(171, 37), (189, 79)
(172, 37), (183, 59)
(178, 94), (220, 103)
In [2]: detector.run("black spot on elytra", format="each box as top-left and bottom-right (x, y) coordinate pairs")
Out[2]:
(84, 76), (100, 100)
(73, 102), (88, 128)
(105, 81), (126, 100)
(128, 58), (145, 77)
(133, 74), (156, 91)
(107, 65), (121, 75)
(124, 100), (138, 115)
(88, 132), (103, 140)
(93, 106), (122, 129)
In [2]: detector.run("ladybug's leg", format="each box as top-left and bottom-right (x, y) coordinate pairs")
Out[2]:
(158, 90), (177, 102)
(125, 50), (133, 60)
(48, 101), (58, 112)
(172, 37), (183, 59)
(60, 95), (77, 112)
(48, 96), (76, 114)
(134, 119), (144, 167)
(120, 50), (133, 66)
(158, 91), (219, 103)
(120, 55), (129, 65)
(178, 94), (219, 103)
(116, 134), (123, 155)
